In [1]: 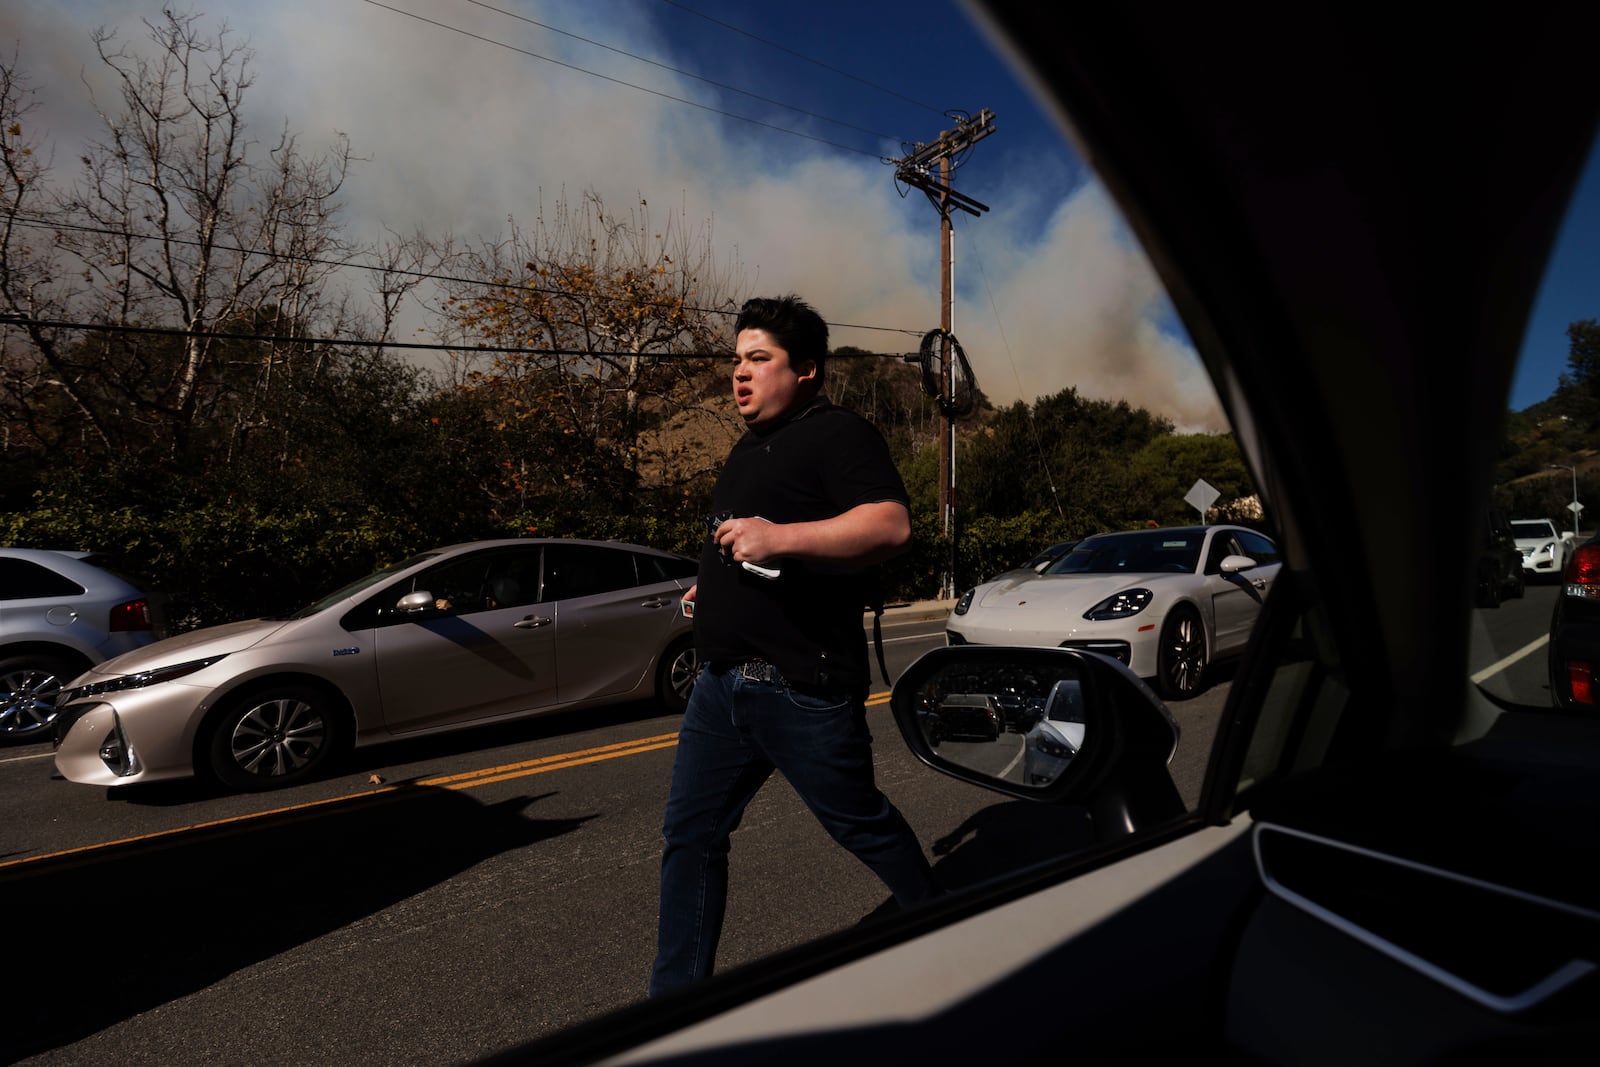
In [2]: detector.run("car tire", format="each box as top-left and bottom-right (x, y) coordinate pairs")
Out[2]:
(1509, 567), (1526, 599)
(658, 637), (700, 715)
(1476, 561), (1502, 608)
(0, 652), (82, 743)
(1155, 607), (1207, 700)
(204, 684), (345, 791)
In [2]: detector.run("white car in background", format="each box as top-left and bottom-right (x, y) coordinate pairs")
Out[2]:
(946, 525), (1280, 700)
(1510, 518), (1575, 579)
(1022, 677), (1087, 786)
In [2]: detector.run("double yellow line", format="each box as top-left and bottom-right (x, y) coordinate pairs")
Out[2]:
(0, 732), (681, 873)
(3, 692), (896, 873)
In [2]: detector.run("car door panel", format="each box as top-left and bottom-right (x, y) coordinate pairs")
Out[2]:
(372, 604), (559, 733)
(1211, 561), (1279, 656)
(554, 582), (684, 703)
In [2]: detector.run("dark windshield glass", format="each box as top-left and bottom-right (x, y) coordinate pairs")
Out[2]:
(1044, 530), (1205, 575)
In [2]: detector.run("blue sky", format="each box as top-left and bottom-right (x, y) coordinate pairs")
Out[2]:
(12, 0), (1596, 419)
(1518, 139), (1600, 409)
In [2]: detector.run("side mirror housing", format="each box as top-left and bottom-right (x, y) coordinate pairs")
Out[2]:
(891, 645), (1186, 840)
(397, 590), (435, 614)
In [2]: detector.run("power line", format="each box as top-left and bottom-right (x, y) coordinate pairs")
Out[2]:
(361, 0), (880, 158)
(656, 0), (946, 116)
(0, 314), (924, 355)
(7, 214), (922, 337)
(460, 0), (904, 143)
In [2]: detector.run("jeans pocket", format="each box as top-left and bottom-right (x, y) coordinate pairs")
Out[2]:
(784, 687), (851, 715)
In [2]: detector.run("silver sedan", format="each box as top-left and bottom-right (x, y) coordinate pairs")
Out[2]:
(53, 539), (698, 791)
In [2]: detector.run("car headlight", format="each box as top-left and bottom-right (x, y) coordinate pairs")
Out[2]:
(1035, 733), (1076, 759)
(60, 655), (227, 701)
(954, 588), (975, 615)
(1083, 588), (1153, 620)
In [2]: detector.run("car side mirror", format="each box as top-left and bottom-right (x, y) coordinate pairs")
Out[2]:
(1219, 554), (1258, 575)
(891, 645), (1186, 840)
(397, 590), (435, 614)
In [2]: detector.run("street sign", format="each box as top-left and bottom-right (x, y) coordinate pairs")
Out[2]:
(1185, 479), (1220, 522)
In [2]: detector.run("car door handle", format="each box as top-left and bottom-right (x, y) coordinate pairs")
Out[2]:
(1253, 578), (1268, 589)
(641, 597), (673, 609)
(514, 615), (553, 629)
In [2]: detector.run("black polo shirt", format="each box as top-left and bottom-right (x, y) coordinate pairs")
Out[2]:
(694, 397), (907, 693)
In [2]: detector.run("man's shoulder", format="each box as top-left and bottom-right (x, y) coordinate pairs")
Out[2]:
(801, 398), (883, 435)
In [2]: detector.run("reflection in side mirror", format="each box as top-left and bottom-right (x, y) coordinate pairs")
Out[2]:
(907, 661), (1087, 790)
(397, 590), (434, 614)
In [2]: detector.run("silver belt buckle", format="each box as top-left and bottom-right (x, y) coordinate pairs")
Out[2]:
(738, 659), (781, 684)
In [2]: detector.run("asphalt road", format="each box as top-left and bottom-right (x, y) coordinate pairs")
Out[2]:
(0, 586), (1555, 1065)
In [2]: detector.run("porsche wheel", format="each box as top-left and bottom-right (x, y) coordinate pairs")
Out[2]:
(1156, 607), (1207, 700)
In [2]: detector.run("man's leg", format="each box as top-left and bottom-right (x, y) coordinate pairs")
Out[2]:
(737, 675), (938, 908)
(650, 667), (773, 997)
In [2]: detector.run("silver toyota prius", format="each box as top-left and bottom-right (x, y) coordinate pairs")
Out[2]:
(52, 538), (698, 791)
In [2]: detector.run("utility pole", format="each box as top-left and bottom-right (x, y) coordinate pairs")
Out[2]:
(891, 109), (996, 598)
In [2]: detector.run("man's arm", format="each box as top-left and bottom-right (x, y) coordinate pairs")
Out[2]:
(714, 501), (910, 570)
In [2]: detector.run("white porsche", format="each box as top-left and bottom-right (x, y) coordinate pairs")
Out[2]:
(945, 525), (1281, 699)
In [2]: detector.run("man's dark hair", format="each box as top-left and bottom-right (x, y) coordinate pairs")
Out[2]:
(735, 294), (828, 382)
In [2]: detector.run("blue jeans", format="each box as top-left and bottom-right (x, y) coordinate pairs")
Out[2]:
(649, 663), (938, 996)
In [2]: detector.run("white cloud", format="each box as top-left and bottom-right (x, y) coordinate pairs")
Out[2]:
(12, 0), (1225, 432)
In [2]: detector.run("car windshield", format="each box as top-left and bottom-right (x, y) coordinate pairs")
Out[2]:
(282, 553), (439, 620)
(11, 5), (1598, 1063)
(1043, 531), (1204, 575)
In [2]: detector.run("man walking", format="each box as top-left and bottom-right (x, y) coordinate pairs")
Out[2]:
(649, 294), (939, 996)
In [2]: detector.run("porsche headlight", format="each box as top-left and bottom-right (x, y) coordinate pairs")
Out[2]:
(954, 588), (975, 615)
(1083, 588), (1153, 620)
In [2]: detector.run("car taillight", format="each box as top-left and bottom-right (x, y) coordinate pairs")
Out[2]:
(1563, 544), (1600, 600)
(1567, 660), (1595, 706)
(108, 598), (153, 632)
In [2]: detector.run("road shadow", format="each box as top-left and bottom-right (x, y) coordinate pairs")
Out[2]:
(853, 799), (1096, 927)
(926, 799), (1095, 893)
(1, 786), (588, 1062)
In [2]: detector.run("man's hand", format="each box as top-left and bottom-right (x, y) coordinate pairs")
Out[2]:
(714, 502), (910, 571)
(715, 516), (780, 567)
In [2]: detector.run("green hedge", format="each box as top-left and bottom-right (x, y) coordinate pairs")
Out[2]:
(3, 497), (1083, 630)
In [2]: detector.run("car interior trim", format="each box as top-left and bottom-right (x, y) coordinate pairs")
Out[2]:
(1252, 821), (1599, 1014)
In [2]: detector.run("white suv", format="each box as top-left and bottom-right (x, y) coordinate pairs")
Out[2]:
(0, 549), (169, 742)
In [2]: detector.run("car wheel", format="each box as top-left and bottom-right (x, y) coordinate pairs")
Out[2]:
(205, 685), (345, 791)
(1476, 561), (1502, 608)
(1510, 566), (1526, 599)
(0, 653), (81, 743)
(1156, 607), (1207, 700)
(658, 637), (700, 715)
